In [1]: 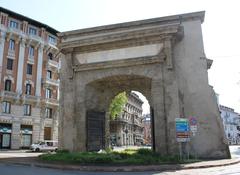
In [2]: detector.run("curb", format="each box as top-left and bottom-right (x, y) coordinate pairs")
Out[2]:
(0, 159), (240, 172)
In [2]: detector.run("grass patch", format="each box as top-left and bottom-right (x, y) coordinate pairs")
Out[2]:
(39, 148), (200, 165)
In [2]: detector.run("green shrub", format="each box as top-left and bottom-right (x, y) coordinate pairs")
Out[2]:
(137, 148), (153, 155)
(104, 147), (113, 153)
(39, 150), (200, 165)
(56, 149), (70, 154)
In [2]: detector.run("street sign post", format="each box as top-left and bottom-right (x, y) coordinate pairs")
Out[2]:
(175, 118), (190, 142)
(175, 118), (190, 160)
(189, 117), (198, 136)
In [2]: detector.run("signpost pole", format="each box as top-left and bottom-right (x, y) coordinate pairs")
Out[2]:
(179, 142), (182, 160)
(175, 118), (190, 161)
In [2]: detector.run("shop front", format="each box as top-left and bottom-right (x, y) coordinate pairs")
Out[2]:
(0, 123), (12, 149)
(20, 125), (33, 148)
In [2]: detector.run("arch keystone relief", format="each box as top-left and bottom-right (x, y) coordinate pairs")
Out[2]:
(58, 11), (230, 158)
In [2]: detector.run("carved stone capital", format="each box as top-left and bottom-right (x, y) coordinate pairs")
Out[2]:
(6, 32), (12, 42)
(26, 39), (32, 47)
(20, 38), (26, 47)
(37, 43), (44, 51)
(15, 36), (21, 44)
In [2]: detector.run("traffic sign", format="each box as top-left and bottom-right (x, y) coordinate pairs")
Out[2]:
(189, 117), (197, 126)
(189, 117), (198, 136)
(175, 118), (190, 142)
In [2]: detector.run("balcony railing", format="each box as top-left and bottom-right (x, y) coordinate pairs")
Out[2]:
(44, 98), (59, 106)
(42, 78), (60, 86)
(111, 117), (134, 124)
(28, 34), (42, 42)
(7, 27), (22, 36)
(133, 119), (143, 127)
(22, 95), (40, 103)
(47, 60), (59, 68)
(0, 91), (19, 99)
(8, 50), (15, 58)
(28, 56), (35, 64)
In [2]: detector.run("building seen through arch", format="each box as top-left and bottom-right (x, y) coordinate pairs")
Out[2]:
(110, 92), (145, 146)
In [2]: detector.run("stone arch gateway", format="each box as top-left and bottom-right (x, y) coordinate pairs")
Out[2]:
(58, 11), (230, 158)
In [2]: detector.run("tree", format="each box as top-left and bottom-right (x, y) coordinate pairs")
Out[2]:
(109, 92), (128, 120)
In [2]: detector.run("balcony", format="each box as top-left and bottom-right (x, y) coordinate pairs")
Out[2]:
(28, 56), (35, 64)
(47, 59), (59, 69)
(7, 50), (15, 58)
(111, 117), (133, 124)
(7, 27), (22, 36)
(42, 78), (59, 86)
(44, 98), (59, 106)
(133, 119), (143, 127)
(22, 95), (40, 104)
(0, 91), (19, 100)
(28, 34), (42, 43)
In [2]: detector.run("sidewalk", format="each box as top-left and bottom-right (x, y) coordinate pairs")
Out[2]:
(0, 156), (239, 172)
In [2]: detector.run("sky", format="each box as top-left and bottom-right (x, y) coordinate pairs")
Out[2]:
(1, 0), (239, 114)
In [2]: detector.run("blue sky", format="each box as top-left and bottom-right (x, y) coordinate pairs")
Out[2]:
(1, 0), (240, 113)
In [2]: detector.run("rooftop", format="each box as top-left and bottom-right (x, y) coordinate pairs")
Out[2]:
(0, 6), (59, 35)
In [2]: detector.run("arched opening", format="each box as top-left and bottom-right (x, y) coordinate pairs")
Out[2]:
(84, 75), (155, 151)
(109, 90), (153, 151)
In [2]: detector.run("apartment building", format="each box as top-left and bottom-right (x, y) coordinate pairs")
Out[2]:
(219, 105), (240, 145)
(110, 92), (144, 146)
(0, 7), (60, 149)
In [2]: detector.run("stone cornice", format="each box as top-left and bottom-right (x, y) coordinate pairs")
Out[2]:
(73, 54), (165, 72)
(59, 11), (205, 52)
(59, 11), (204, 38)
(60, 24), (183, 53)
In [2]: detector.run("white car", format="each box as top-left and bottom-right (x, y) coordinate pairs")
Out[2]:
(30, 140), (58, 152)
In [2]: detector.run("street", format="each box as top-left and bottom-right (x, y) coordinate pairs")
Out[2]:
(0, 162), (240, 175)
(0, 145), (239, 175)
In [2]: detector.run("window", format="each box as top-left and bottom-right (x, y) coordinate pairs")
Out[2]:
(25, 84), (31, 95)
(27, 64), (33, 75)
(4, 80), (11, 91)
(7, 59), (13, 70)
(24, 104), (31, 116)
(9, 39), (15, 50)
(48, 36), (56, 43)
(9, 20), (18, 29)
(48, 53), (53, 60)
(2, 101), (11, 114)
(47, 70), (52, 79)
(28, 46), (34, 57)
(46, 108), (53, 118)
(45, 88), (52, 99)
(29, 27), (37, 35)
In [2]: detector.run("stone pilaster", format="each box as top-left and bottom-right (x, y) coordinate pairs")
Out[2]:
(59, 52), (76, 151)
(52, 111), (59, 141)
(0, 32), (5, 84)
(32, 121), (41, 143)
(164, 38), (173, 69)
(11, 122), (21, 149)
(16, 38), (26, 94)
(151, 78), (167, 154)
(35, 44), (44, 97)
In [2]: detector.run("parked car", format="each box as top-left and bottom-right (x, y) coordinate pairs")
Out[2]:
(30, 140), (58, 152)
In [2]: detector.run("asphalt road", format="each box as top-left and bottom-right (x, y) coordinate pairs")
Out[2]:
(1, 162), (240, 175)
